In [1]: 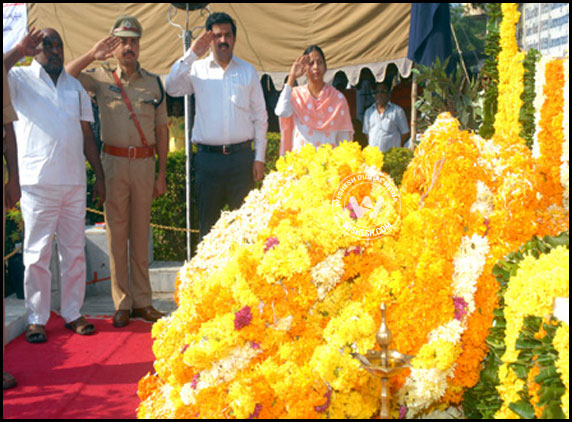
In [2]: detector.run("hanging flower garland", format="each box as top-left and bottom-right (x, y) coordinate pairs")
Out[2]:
(535, 58), (566, 209)
(463, 231), (570, 419)
(520, 49), (541, 149)
(493, 3), (525, 146)
(494, 246), (569, 419)
(553, 323), (569, 419)
(561, 58), (569, 212)
(532, 55), (550, 159)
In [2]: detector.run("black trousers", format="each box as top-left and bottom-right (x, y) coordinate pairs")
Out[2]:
(195, 149), (254, 240)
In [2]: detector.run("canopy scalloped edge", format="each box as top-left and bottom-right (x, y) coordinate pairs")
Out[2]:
(260, 58), (414, 90)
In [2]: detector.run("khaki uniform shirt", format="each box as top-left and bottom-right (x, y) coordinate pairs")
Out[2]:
(78, 63), (168, 148)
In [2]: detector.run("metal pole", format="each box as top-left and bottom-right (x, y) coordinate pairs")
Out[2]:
(168, 3), (210, 261)
(184, 28), (193, 262)
(410, 68), (418, 151)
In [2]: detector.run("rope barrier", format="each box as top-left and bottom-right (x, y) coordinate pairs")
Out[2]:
(3, 206), (198, 262)
(85, 207), (199, 233)
(3, 245), (22, 262)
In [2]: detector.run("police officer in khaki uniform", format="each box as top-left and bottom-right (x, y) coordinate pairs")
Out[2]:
(66, 16), (169, 327)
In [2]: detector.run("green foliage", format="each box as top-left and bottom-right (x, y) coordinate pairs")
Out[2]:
(413, 57), (483, 132)
(463, 230), (569, 419)
(520, 49), (541, 149)
(450, 4), (487, 54)
(256, 132), (281, 189)
(86, 161), (104, 225)
(479, 3), (502, 138)
(4, 206), (24, 260)
(381, 147), (414, 187)
(507, 314), (566, 420)
(152, 133), (282, 261)
(151, 151), (189, 261)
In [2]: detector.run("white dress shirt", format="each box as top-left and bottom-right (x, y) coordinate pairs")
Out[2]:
(165, 50), (268, 162)
(363, 101), (409, 152)
(8, 60), (94, 186)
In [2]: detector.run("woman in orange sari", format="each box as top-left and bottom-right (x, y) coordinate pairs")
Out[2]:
(275, 45), (354, 155)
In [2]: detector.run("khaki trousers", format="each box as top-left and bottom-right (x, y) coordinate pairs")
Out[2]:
(102, 153), (155, 311)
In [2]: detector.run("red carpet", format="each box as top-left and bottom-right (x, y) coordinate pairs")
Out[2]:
(3, 312), (154, 419)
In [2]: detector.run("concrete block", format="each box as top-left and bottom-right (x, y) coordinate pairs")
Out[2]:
(149, 261), (182, 293)
(84, 225), (153, 296)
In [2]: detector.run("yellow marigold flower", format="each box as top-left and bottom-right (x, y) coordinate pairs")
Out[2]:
(362, 145), (384, 169)
(554, 323), (569, 418)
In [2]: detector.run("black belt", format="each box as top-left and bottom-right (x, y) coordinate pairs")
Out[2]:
(196, 140), (253, 155)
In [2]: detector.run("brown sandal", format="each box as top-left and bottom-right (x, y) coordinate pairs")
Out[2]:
(3, 371), (17, 389)
(26, 324), (47, 343)
(65, 316), (96, 336)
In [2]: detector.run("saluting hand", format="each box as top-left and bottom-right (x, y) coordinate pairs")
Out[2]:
(191, 30), (214, 57)
(90, 35), (121, 61)
(288, 54), (309, 86)
(18, 27), (45, 57)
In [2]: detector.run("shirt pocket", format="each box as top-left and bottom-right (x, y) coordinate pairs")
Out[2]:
(380, 116), (392, 134)
(134, 97), (156, 119)
(230, 81), (250, 111)
(61, 90), (81, 119)
(100, 88), (123, 111)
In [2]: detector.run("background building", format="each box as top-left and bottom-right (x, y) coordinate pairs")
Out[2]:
(520, 3), (569, 57)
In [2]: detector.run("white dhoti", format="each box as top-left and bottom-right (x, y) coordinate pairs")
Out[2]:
(20, 185), (87, 325)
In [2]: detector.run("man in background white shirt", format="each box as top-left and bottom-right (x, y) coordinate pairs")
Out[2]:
(363, 82), (410, 152)
(166, 12), (268, 240)
(4, 29), (105, 342)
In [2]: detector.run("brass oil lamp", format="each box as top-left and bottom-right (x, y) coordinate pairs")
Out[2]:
(351, 303), (414, 419)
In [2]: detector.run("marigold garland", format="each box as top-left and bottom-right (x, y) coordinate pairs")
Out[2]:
(553, 323), (569, 418)
(493, 3), (525, 146)
(138, 111), (568, 418)
(561, 58), (569, 212)
(137, 3), (569, 418)
(536, 58), (566, 208)
(494, 247), (569, 419)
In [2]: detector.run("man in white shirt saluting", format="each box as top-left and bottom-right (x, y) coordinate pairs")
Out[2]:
(4, 28), (105, 342)
(166, 12), (268, 240)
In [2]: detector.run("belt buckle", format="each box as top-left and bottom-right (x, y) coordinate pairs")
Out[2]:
(222, 145), (231, 155)
(128, 146), (137, 159)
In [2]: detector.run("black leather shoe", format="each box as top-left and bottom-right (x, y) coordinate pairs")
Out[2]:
(113, 310), (131, 328)
(131, 306), (165, 322)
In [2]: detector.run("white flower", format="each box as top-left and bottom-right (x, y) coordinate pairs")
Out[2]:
(532, 56), (550, 159)
(399, 368), (449, 414)
(470, 181), (494, 218)
(179, 172), (290, 291)
(272, 315), (294, 331)
(428, 320), (463, 344)
(311, 249), (346, 300)
(452, 234), (489, 314)
(180, 344), (261, 405)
